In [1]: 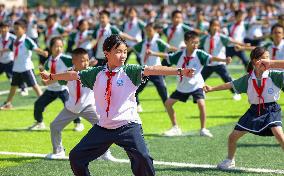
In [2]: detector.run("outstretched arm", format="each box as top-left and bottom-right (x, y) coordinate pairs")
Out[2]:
(211, 56), (232, 65)
(144, 65), (195, 77)
(203, 82), (232, 93)
(256, 59), (284, 71)
(40, 70), (78, 81)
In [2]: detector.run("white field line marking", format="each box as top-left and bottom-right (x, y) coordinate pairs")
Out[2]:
(0, 151), (283, 174)
(0, 86), (47, 96)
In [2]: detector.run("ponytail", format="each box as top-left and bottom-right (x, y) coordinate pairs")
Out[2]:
(246, 61), (253, 73)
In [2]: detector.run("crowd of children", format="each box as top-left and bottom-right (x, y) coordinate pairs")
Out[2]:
(0, 1), (284, 175)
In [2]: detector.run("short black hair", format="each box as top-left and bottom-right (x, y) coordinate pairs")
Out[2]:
(99, 10), (110, 17)
(14, 19), (27, 29)
(145, 22), (160, 30)
(50, 36), (63, 49)
(184, 31), (199, 41)
(0, 22), (9, 28)
(271, 23), (284, 33)
(171, 10), (182, 18)
(103, 34), (127, 52)
(45, 14), (57, 22)
(78, 19), (88, 28)
(71, 48), (88, 58)
(234, 10), (244, 17)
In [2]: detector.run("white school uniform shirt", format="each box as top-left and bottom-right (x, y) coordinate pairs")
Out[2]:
(44, 53), (72, 91)
(245, 16), (263, 40)
(262, 40), (284, 61)
(133, 33), (170, 66)
(0, 32), (16, 64)
(64, 75), (95, 114)
(167, 49), (212, 93)
(123, 18), (145, 47)
(227, 21), (246, 47)
(69, 30), (93, 50)
(231, 70), (284, 104)
(163, 23), (194, 48)
(200, 33), (230, 66)
(92, 24), (122, 59)
(9, 34), (38, 72)
(27, 19), (38, 39)
(79, 64), (144, 129)
(45, 22), (65, 47)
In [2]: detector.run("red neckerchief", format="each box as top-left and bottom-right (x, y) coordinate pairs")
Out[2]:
(93, 28), (105, 52)
(180, 56), (193, 82)
(14, 40), (22, 60)
(251, 73), (267, 115)
(128, 21), (133, 30)
(272, 47), (278, 60)
(209, 35), (214, 54)
(229, 21), (241, 37)
(2, 39), (8, 49)
(77, 32), (83, 47)
(45, 25), (53, 42)
(167, 25), (177, 43)
(75, 79), (81, 104)
(143, 42), (151, 64)
(105, 71), (116, 117)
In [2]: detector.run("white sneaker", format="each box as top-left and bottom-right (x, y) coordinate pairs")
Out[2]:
(99, 150), (116, 161)
(200, 128), (213, 138)
(45, 150), (67, 160)
(74, 123), (84, 132)
(163, 126), (182, 136)
(217, 158), (235, 170)
(20, 89), (29, 96)
(232, 93), (241, 101)
(28, 122), (46, 130)
(137, 104), (143, 113)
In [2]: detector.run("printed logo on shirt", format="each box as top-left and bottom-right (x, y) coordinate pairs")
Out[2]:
(267, 88), (274, 94)
(116, 78), (124, 86)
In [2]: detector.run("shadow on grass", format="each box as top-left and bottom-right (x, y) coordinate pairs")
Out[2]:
(155, 166), (261, 175)
(185, 115), (240, 119)
(0, 128), (75, 132)
(238, 143), (279, 148)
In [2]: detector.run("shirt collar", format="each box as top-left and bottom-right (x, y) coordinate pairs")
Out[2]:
(272, 39), (284, 48)
(103, 64), (123, 73)
(17, 34), (26, 42)
(50, 53), (62, 61)
(251, 70), (269, 79)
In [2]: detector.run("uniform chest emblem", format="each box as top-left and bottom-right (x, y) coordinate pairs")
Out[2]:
(267, 88), (274, 94)
(116, 78), (124, 86)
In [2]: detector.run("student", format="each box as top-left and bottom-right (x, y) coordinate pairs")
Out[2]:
(40, 34), (195, 176)
(236, 24), (284, 62)
(204, 47), (284, 170)
(67, 19), (93, 58)
(39, 14), (67, 66)
(162, 10), (202, 49)
(92, 10), (138, 66)
(122, 7), (145, 63)
(29, 37), (83, 131)
(45, 48), (114, 161)
(151, 31), (231, 137)
(0, 19), (47, 110)
(226, 10), (249, 69)
(200, 19), (247, 101)
(0, 22), (28, 96)
(132, 22), (177, 112)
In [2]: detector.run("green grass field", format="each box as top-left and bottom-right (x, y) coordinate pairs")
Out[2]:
(0, 53), (283, 176)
